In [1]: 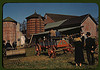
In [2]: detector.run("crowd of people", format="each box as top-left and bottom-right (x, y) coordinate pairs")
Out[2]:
(61, 31), (97, 66)
(34, 29), (61, 51)
(69, 32), (97, 66)
(3, 28), (97, 66)
(34, 28), (97, 66)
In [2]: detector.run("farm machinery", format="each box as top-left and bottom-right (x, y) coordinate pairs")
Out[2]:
(34, 37), (74, 58)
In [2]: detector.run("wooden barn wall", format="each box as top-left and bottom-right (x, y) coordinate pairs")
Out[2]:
(81, 16), (97, 37)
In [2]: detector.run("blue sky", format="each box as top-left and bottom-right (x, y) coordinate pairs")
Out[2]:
(3, 3), (99, 23)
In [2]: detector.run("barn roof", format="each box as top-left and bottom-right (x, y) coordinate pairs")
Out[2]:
(45, 13), (79, 22)
(60, 14), (98, 27)
(45, 19), (67, 29)
(26, 12), (44, 20)
(33, 26), (82, 36)
(60, 14), (87, 27)
(3, 17), (17, 24)
(45, 14), (98, 30)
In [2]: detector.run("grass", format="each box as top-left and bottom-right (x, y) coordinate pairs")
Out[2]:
(3, 46), (99, 69)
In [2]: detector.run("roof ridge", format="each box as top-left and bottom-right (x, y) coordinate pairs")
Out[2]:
(26, 12), (43, 19)
(45, 13), (79, 17)
(3, 17), (16, 22)
(45, 13), (79, 22)
(3, 17), (17, 24)
(80, 14), (98, 25)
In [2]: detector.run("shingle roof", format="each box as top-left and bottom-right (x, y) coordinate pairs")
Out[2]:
(60, 14), (88, 27)
(45, 13), (79, 22)
(45, 14), (97, 30)
(60, 14), (98, 28)
(58, 26), (83, 32)
(45, 19), (67, 29)
(3, 17), (17, 24)
(33, 26), (83, 36)
(26, 12), (44, 20)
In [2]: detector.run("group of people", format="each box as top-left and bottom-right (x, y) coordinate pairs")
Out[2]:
(35, 29), (61, 52)
(3, 40), (17, 56)
(73, 32), (96, 66)
(34, 28), (97, 66)
(48, 29), (97, 66)
(3, 40), (17, 50)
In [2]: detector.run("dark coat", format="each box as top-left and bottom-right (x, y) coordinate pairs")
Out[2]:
(3, 43), (6, 49)
(85, 37), (96, 65)
(12, 42), (17, 49)
(6, 43), (12, 48)
(73, 38), (85, 63)
(56, 31), (60, 37)
(86, 37), (96, 51)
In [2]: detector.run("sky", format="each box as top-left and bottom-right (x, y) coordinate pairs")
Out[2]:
(3, 3), (99, 23)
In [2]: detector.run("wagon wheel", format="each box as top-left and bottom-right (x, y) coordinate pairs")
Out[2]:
(48, 46), (51, 57)
(63, 46), (74, 54)
(52, 46), (56, 58)
(52, 48), (56, 58)
(48, 45), (56, 58)
(63, 48), (67, 54)
(68, 44), (75, 54)
(35, 44), (41, 56)
(35, 45), (39, 56)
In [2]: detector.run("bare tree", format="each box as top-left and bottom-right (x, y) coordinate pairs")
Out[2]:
(21, 20), (27, 34)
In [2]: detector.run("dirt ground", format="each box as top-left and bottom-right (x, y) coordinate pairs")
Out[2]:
(3, 46), (99, 69)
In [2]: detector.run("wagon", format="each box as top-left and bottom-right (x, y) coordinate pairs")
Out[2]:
(34, 37), (74, 58)
(30, 26), (82, 58)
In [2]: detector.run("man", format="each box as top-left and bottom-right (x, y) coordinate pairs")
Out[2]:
(85, 32), (96, 65)
(49, 29), (56, 46)
(6, 40), (12, 50)
(49, 29), (56, 37)
(12, 41), (17, 50)
(56, 29), (60, 37)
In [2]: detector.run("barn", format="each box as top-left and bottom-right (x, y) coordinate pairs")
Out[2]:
(3, 17), (17, 44)
(44, 13), (98, 37)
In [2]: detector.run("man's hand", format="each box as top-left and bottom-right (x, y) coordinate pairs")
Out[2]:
(92, 46), (94, 48)
(91, 50), (94, 53)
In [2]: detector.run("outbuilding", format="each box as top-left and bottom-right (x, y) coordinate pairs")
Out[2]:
(3, 17), (17, 44)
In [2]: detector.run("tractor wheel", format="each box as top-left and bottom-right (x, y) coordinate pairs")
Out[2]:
(48, 48), (51, 57)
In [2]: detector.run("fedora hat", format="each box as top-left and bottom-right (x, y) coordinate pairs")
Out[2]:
(86, 32), (91, 36)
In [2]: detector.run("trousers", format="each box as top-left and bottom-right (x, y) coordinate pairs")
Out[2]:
(86, 50), (95, 65)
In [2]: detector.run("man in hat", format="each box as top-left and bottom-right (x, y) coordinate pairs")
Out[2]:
(6, 40), (12, 50)
(49, 29), (56, 46)
(85, 32), (96, 65)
